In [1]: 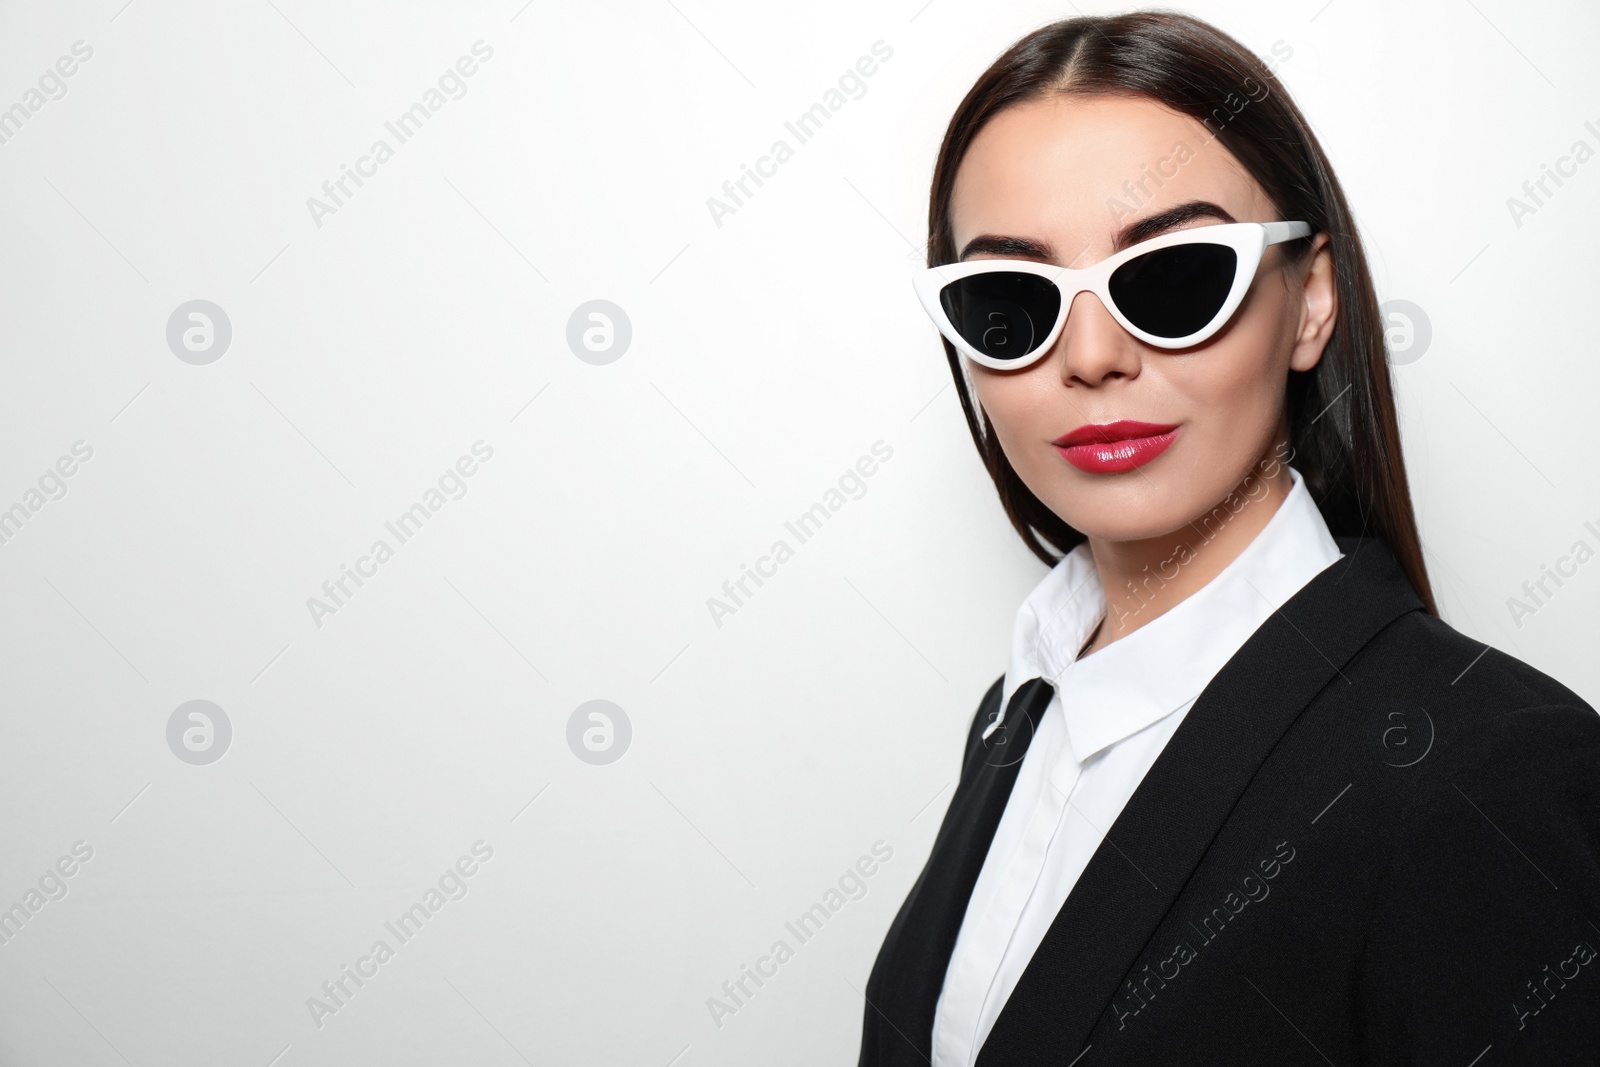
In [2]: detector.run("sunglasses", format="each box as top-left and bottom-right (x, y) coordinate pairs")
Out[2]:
(914, 221), (1311, 370)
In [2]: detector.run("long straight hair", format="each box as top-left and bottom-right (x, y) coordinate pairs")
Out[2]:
(927, 11), (1437, 614)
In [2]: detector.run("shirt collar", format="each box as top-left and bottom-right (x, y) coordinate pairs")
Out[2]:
(994, 465), (1343, 761)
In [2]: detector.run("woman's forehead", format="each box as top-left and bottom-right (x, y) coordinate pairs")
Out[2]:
(950, 94), (1268, 260)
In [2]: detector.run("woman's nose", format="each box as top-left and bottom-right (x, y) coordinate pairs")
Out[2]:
(1051, 290), (1143, 385)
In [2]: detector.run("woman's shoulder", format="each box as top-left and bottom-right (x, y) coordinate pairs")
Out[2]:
(1350, 613), (1600, 1056)
(1346, 607), (1600, 920)
(1358, 606), (1599, 771)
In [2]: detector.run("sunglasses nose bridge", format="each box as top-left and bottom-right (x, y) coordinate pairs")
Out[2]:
(1045, 259), (1117, 332)
(1055, 276), (1121, 338)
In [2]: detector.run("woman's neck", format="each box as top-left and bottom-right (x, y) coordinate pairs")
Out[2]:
(1078, 459), (1294, 658)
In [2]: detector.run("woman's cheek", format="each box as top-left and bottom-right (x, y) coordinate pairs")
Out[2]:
(975, 379), (1033, 451)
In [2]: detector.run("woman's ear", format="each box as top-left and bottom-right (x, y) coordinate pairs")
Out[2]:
(1289, 232), (1338, 372)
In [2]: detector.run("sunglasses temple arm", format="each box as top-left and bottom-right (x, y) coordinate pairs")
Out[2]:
(1261, 220), (1312, 244)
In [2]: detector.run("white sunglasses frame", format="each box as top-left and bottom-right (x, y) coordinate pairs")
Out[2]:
(914, 220), (1312, 370)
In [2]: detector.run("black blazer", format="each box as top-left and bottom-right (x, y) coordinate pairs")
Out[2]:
(858, 535), (1600, 1065)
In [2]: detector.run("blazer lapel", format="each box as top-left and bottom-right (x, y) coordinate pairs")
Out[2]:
(861, 676), (1057, 1066)
(976, 535), (1423, 1065)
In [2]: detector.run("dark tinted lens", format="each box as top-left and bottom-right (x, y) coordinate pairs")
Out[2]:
(938, 272), (1059, 361)
(1108, 243), (1237, 339)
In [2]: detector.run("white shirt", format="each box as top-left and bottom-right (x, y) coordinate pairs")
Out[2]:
(930, 465), (1343, 1067)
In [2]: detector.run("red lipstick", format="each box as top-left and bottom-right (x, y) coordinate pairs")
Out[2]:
(1051, 419), (1179, 473)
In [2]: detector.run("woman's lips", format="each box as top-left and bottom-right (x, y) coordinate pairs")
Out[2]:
(1051, 420), (1179, 473)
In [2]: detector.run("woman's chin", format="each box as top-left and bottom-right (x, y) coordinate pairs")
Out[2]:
(1056, 509), (1195, 546)
(1038, 480), (1206, 546)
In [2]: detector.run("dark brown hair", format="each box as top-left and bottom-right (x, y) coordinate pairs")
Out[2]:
(927, 10), (1436, 614)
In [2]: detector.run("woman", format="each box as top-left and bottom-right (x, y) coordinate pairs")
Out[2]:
(857, 12), (1600, 1066)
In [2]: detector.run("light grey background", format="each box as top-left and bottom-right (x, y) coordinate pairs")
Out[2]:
(0, 0), (1595, 1063)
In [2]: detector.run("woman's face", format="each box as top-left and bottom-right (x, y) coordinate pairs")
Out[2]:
(949, 93), (1336, 544)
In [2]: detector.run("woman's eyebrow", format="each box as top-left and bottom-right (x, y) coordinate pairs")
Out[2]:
(957, 234), (1055, 261)
(957, 200), (1238, 263)
(1115, 200), (1236, 249)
